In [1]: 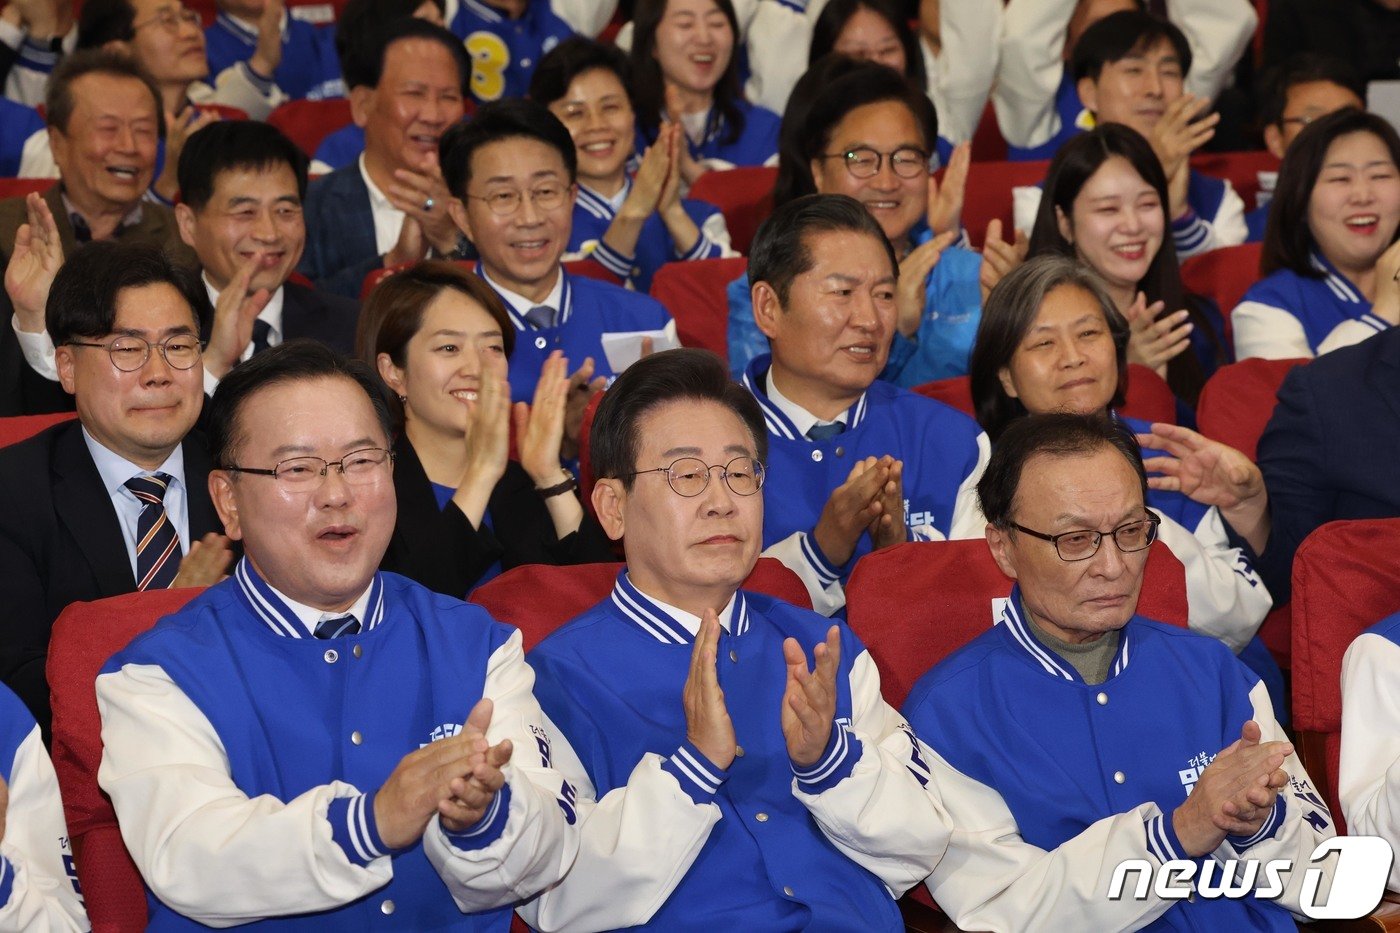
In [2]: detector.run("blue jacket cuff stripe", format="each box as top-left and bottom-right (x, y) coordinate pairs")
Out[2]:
(798, 532), (841, 583)
(238, 60), (276, 92)
(442, 784), (512, 850)
(1145, 811), (1183, 864)
(591, 241), (635, 278)
(662, 742), (729, 804)
(1361, 313), (1391, 332)
(677, 231), (712, 262)
(1227, 794), (1285, 850)
(0, 854), (12, 909)
(17, 40), (58, 69)
(329, 792), (389, 866)
(792, 722), (862, 793)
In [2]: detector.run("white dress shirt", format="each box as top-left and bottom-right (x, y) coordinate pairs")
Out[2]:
(359, 154), (408, 257)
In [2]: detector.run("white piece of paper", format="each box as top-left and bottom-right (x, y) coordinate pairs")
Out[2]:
(600, 328), (680, 373)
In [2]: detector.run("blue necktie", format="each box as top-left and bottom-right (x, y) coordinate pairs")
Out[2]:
(806, 422), (846, 442)
(524, 305), (557, 329)
(313, 614), (361, 639)
(251, 318), (273, 356)
(124, 473), (182, 590)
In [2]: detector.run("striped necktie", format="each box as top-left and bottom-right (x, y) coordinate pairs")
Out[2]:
(124, 473), (182, 590)
(313, 614), (361, 639)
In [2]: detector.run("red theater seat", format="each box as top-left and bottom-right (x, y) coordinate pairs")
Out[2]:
(650, 256), (748, 356)
(688, 167), (776, 254)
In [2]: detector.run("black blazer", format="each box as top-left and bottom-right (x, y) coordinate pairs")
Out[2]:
(280, 279), (361, 354)
(381, 435), (615, 599)
(1256, 327), (1400, 603)
(0, 421), (224, 733)
(298, 165), (381, 300)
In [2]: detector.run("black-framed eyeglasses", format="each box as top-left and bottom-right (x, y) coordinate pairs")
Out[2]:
(223, 447), (396, 490)
(133, 6), (201, 31)
(466, 182), (573, 216)
(626, 456), (766, 498)
(67, 334), (205, 372)
(1008, 515), (1160, 562)
(818, 146), (929, 179)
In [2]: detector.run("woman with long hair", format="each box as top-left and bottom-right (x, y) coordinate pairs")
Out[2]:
(357, 261), (613, 597)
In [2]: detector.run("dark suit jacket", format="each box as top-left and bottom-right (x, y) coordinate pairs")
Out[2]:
(298, 164), (381, 300)
(0, 422), (224, 734)
(1256, 327), (1400, 603)
(381, 435), (615, 599)
(0, 186), (199, 416)
(279, 279), (360, 354)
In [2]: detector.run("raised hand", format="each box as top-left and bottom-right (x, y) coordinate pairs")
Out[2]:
(1172, 720), (1291, 858)
(171, 533), (235, 588)
(812, 455), (894, 568)
(1149, 94), (1218, 220)
(384, 215), (428, 268)
(1136, 423), (1263, 510)
(461, 352), (511, 490)
(782, 625), (841, 768)
(927, 141), (970, 237)
(4, 192), (64, 333)
(389, 153), (461, 255)
(622, 132), (671, 222)
(206, 258), (272, 379)
(683, 609), (737, 770)
(515, 351), (571, 487)
(896, 229), (958, 338)
(154, 106), (221, 203)
(867, 457), (907, 550)
(440, 698), (513, 833)
(1124, 292), (1190, 377)
(561, 357), (607, 460)
(249, 0), (285, 78)
(664, 84), (706, 188)
(979, 218), (1028, 304)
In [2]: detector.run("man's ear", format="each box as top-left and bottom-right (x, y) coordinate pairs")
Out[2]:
(591, 478), (626, 542)
(209, 471), (245, 542)
(1076, 76), (1099, 116)
(349, 85), (375, 129)
(751, 281), (783, 341)
(55, 344), (77, 396)
(174, 203), (198, 249)
(986, 523), (1019, 581)
(1263, 123), (1285, 161)
(448, 197), (472, 243)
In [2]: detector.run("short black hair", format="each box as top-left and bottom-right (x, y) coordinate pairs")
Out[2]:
(1263, 108), (1400, 279)
(977, 412), (1149, 529)
(207, 340), (394, 469)
(1070, 10), (1191, 84)
(345, 17), (468, 95)
(1256, 53), (1365, 129)
(335, 0), (445, 89)
(748, 193), (896, 307)
(440, 97), (578, 196)
(48, 241), (207, 346)
(590, 348), (767, 490)
(178, 121), (309, 211)
(529, 36), (632, 109)
(75, 0), (136, 48)
(45, 48), (164, 138)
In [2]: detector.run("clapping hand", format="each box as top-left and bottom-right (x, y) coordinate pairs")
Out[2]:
(1150, 94), (1218, 220)
(813, 455), (896, 568)
(683, 609), (737, 770)
(206, 257), (273, 379)
(1124, 291), (1190, 377)
(782, 626), (841, 768)
(926, 141), (970, 237)
(979, 219), (1028, 303)
(1172, 721), (1291, 857)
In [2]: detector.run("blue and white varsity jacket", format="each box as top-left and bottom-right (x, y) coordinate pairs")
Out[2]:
(95, 560), (577, 930)
(0, 97), (45, 177)
(638, 99), (780, 174)
(205, 12), (343, 102)
(743, 354), (990, 602)
(905, 590), (1335, 932)
(523, 571), (956, 931)
(0, 683), (85, 931)
(310, 123), (364, 175)
(564, 181), (735, 292)
(474, 264), (674, 400)
(446, 0), (572, 106)
(1232, 250), (1393, 360)
(1340, 611), (1400, 893)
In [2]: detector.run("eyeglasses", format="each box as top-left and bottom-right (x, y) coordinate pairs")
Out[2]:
(1008, 515), (1160, 562)
(133, 6), (201, 31)
(466, 183), (572, 216)
(223, 447), (395, 490)
(626, 456), (766, 498)
(818, 146), (929, 179)
(67, 334), (205, 372)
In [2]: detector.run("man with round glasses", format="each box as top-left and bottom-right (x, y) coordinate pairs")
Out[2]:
(903, 412), (1335, 931)
(96, 339), (579, 927)
(0, 241), (231, 735)
(522, 347), (959, 931)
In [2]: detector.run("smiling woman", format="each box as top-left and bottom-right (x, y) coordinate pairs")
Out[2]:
(356, 261), (614, 598)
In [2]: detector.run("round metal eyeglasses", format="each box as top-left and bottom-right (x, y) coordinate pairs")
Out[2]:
(626, 456), (766, 497)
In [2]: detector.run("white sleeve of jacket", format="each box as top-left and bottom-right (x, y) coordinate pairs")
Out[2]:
(549, 0), (617, 37)
(1166, 0), (1256, 103)
(1013, 184), (1041, 237)
(0, 725), (87, 932)
(1152, 505), (1271, 653)
(1173, 181), (1248, 259)
(948, 431), (992, 542)
(1230, 300), (1315, 361)
(421, 629), (578, 912)
(792, 650), (953, 895)
(992, 0), (1079, 150)
(516, 719), (721, 933)
(760, 532), (847, 617)
(741, 0), (831, 116)
(1340, 632), (1400, 893)
(17, 128), (57, 179)
(925, 1), (1001, 145)
(97, 663), (394, 927)
(1316, 318), (1392, 357)
(188, 63), (288, 121)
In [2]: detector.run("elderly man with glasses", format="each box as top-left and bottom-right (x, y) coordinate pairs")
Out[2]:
(522, 347), (961, 932)
(903, 412), (1336, 932)
(95, 338), (580, 928)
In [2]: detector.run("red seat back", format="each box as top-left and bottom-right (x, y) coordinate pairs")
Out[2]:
(469, 558), (812, 652)
(1188, 150), (1276, 212)
(912, 363), (1177, 427)
(846, 539), (1188, 711)
(1180, 241), (1264, 343)
(1290, 518), (1400, 834)
(687, 167), (776, 254)
(0, 177), (54, 200)
(47, 588), (206, 932)
(1196, 357), (1306, 461)
(650, 256), (748, 357)
(0, 412), (76, 449)
(912, 375), (974, 417)
(267, 98), (354, 158)
(969, 101), (1008, 163)
(950, 159), (1049, 249)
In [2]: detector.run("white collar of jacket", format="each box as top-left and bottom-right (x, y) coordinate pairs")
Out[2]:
(476, 262), (572, 331)
(576, 180), (629, 221)
(611, 571), (748, 644)
(235, 557), (385, 638)
(999, 585), (1132, 684)
(742, 353), (869, 441)
(215, 10), (288, 45)
(1309, 250), (1365, 305)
